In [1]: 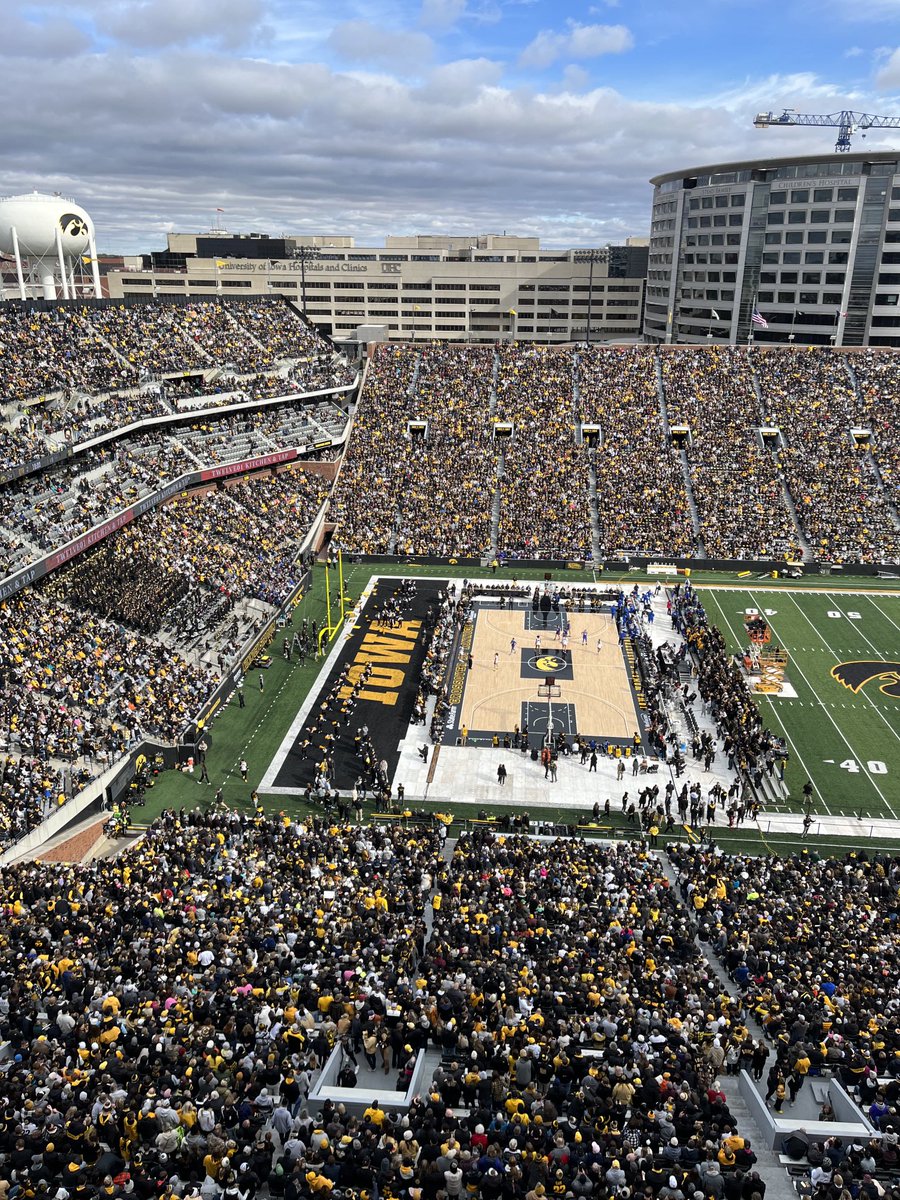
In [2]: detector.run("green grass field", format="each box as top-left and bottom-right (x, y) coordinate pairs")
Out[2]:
(139, 563), (900, 854)
(700, 585), (900, 818)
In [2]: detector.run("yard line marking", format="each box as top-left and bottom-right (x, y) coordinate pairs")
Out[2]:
(759, 593), (897, 820)
(792, 594), (900, 758)
(704, 591), (829, 814)
(867, 595), (900, 641)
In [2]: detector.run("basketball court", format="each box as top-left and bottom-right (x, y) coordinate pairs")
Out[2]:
(447, 606), (642, 746)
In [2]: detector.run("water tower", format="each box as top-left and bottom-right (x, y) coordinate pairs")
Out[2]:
(0, 191), (103, 300)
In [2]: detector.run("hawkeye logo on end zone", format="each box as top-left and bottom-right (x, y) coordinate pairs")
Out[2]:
(831, 660), (900, 698)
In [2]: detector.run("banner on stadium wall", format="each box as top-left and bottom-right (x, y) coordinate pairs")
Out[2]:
(0, 448), (69, 486)
(199, 447), (298, 482)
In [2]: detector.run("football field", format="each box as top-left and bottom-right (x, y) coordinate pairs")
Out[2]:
(700, 586), (900, 818)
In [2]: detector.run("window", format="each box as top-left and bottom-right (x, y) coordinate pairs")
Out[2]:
(828, 251), (849, 265)
(434, 282), (465, 290)
(804, 252), (824, 264)
(767, 212), (784, 225)
(831, 230), (852, 243)
(799, 292), (818, 305)
(825, 272), (846, 284)
(781, 272), (798, 283)
(877, 293), (900, 305)
(833, 209), (855, 222)
(367, 282), (399, 289)
(731, 194), (745, 207)
(785, 232), (804, 244)
(222, 279), (251, 287)
(788, 210), (807, 224)
(728, 214), (744, 226)
(802, 272), (821, 283)
(765, 232), (782, 244)
(412, 255), (439, 261)
(469, 283), (501, 290)
(762, 252), (779, 264)
(778, 291), (796, 303)
(809, 210), (830, 223)
(837, 187), (858, 202)
(807, 231), (827, 244)
(791, 189), (809, 203)
(379, 254), (407, 262)
(714, 195), (728, 207)
(813, 188), (833, 202)
(822, 292), (842, 304)
(348, 254), (376, 261)
(758, 291), (774, 303)
(769, 191), (787, 204)
(783, 252), (801, 264)
(702, 196), (713, 209)
(760, 272), (777, 284)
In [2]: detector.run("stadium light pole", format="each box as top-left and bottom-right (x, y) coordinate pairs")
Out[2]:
(574, 248), (609, 346)
(292, 245), (321, 313)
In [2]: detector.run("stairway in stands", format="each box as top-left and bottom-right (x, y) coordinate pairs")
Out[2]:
(841, 354), (900, 533)
(654, 350), (704, 555)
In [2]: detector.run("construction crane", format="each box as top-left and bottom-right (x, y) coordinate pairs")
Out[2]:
(754, 108), (900, 153)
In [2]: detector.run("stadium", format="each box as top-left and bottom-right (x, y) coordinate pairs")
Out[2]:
(0, 186), (899, 1200)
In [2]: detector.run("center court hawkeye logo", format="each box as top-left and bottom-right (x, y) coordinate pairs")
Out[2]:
(831, 660), (900, 698)
(535, 655), (566, 672)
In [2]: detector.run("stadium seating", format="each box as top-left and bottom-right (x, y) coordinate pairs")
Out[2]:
(0, 298), (351, 469)
(333, 343), (900, 565)
(0, 811), (772, 1198)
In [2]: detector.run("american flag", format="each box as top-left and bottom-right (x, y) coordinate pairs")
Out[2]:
(751, 309), (768, 328)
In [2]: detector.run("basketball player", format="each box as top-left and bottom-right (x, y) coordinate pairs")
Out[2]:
(535, 633), (542, 652)
(581, 629), (588, 647)
(510, 637), (517, 654)
(561, 632), (569, 652)
(493, 652), (499, 670)
(597, 637), (603, 654)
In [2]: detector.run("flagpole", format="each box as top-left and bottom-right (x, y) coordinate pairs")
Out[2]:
(747, 292), (756, 348)
(789, 310), (797, 345)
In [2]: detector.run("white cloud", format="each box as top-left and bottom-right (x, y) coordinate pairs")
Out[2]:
(327, 20), (434, 70)
(519, 21), (633, 69)
(101, 0), (266, 48)
(419, 0), (467, 30)
(875, 46), (900, 88)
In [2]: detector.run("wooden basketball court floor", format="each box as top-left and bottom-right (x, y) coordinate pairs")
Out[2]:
(457, 608), (640, 742)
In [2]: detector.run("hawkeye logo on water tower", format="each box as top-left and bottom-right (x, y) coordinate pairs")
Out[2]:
(831, 660), (900, 698)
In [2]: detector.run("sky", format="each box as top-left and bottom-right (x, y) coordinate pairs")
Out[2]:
(3, 0), (900, 253)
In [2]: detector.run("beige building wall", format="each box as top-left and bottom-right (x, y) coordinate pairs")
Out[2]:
(105, 235), (645, 344)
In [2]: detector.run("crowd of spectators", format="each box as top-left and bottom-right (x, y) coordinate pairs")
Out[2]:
(669, 843), (900, 1193)
(0, 300), (347, 471)
(0, 467), (327, 847)
(580, 348), (694, 557)
(333, 344), (496, 557)
(0, 398), (342, 580)
(852, 352), (900, 501)
(661, 350), (800, 561)
(754, 350), (900, 564)
(0, 810), (443, 1195)
(0, 809), (776, 1200)
(496, 346), (591, 559)
(669, 584), (786, 787)
(335, 343), (898, 564)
